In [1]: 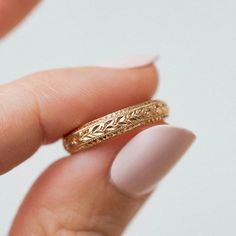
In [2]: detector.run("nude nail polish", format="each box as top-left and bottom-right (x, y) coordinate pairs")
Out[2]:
(98, 55), (158, 69)
(110, 125), (196, 196)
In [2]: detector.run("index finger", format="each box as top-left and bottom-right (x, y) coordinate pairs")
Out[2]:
(0, 56), (158, 174)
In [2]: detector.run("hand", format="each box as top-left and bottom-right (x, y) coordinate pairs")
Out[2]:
(1, 1), (196, 235)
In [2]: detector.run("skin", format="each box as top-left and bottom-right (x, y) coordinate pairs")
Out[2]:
(0, 1), (161, 235)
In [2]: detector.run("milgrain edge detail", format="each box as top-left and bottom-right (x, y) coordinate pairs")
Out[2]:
(63, 100), (168, 153)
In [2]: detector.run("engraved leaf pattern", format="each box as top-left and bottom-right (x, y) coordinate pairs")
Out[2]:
(67, 101), (168, 151)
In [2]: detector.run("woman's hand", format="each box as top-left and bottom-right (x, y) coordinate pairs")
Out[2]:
(1, 1), (196, 235)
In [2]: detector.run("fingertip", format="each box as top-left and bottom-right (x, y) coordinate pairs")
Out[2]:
(97, 55), (159, 69)
(94, 54), (159, 96)
(0, 0), (40, 38)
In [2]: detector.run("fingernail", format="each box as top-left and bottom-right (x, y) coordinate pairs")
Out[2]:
(98, 55), (158, 69)
(110, 125), (196, 197)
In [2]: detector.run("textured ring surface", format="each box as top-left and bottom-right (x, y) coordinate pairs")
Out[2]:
(63, 100), (168, 153)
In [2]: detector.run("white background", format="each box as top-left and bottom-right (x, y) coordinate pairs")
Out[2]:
(0, 0), (236, 235)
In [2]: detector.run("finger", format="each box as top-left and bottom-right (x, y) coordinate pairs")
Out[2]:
(10, 125), (195, 236)
(0, 56), (158, 174)
(0, 0), (40, 38)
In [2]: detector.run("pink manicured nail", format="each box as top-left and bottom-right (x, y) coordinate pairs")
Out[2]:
(110, 125), (196, 196)
(98, 55), (158, 69)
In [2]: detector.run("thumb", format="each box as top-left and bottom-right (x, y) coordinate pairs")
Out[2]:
(9, 125), (195, 236)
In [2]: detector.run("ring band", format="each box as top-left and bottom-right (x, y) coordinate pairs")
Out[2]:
(63, 100), (168, 153)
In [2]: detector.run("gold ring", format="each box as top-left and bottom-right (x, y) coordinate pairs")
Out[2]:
(63, 100), (168, 153)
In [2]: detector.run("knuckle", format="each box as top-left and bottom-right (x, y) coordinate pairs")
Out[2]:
(33, 206), (111, 236)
